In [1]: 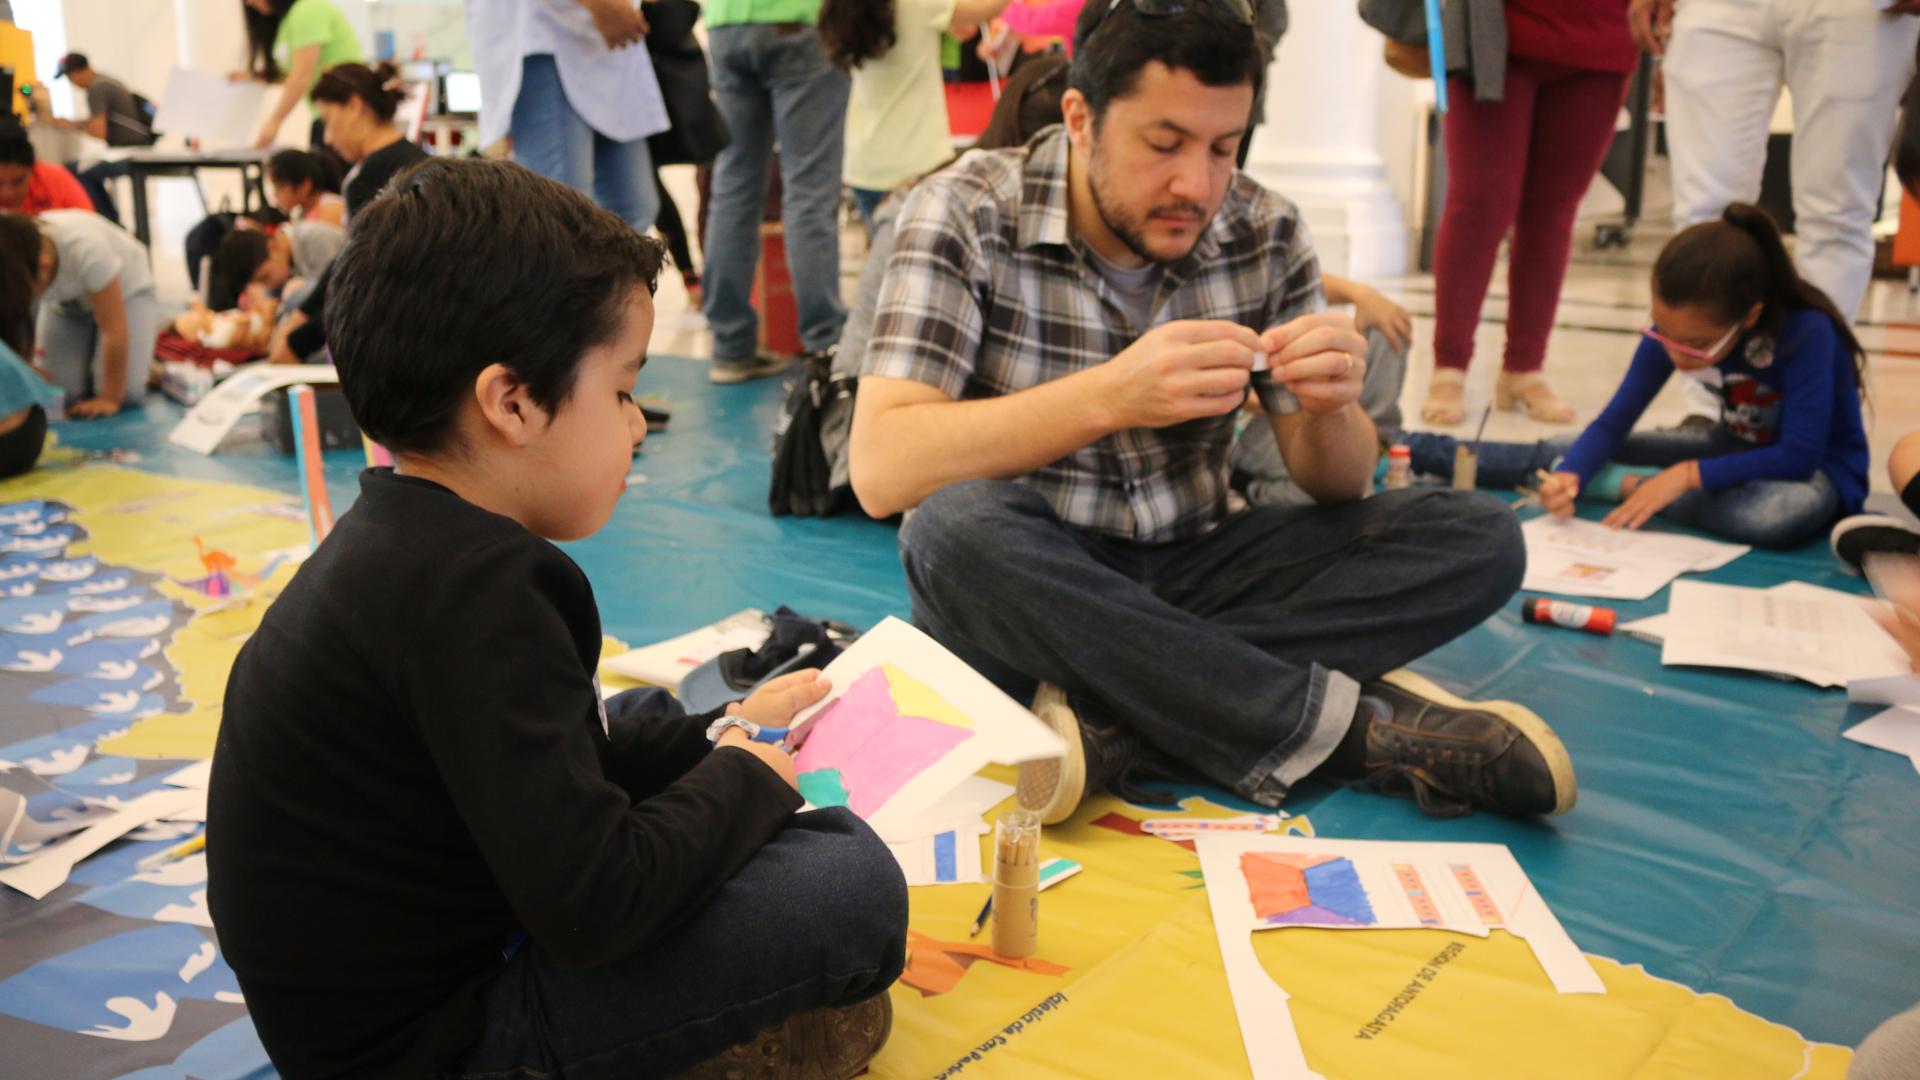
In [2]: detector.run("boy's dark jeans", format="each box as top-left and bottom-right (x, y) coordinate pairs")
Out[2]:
(454, 691), (907, 1080)
(900, 480), (1526, 808)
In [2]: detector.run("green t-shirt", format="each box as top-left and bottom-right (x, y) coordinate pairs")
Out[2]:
(276, 0), (363, 113)
(703, 0), (823, 28)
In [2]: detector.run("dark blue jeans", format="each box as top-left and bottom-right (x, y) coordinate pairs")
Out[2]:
(1404, 426), (1842, 548)
(74, 159), (130, 225)
(900, 481), (1525, 807)
(703, 23), (850, 360)
(453, 690), (907, 1080)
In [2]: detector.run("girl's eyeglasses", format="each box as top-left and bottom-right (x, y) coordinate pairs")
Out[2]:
(1643, 323), (1738, 363)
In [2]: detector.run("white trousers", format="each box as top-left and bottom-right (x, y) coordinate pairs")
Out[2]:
(1663, 0), (1917, 415)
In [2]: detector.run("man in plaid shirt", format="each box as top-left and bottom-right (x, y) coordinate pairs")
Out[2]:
(851, 0), (1574, 822)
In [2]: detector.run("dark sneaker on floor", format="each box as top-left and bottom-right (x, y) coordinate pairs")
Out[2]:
(1356, 669), (1576, 818)
(676, 993), (892, 1080)
(1016, 683), (1143, 825)
(1830, 514), (1920, 576)
(710, 351), (792, 385)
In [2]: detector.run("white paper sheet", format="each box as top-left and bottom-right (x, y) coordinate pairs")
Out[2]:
(163, 760), (212, 789)
(1197, 834), (1602, 1080)
(602, 609), (768, 689)
(1661, 581), (1908, 688)
(1842, 706), (1920, 774)
(883, 817), (988, 886)
(1849, 674), (1920, 707)
(0, 788), (201, 900)
(167, 364), (338, 455)
(785, 617), (1066, 838)
(152, 68), (272, 149)
(1520, 517), (1748, 601)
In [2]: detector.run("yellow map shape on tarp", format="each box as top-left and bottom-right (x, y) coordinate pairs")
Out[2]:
(0, 462), (643, 760)
(877, 779), (1849, 1079)
(883, 662), (973, 729)
(1, 462), (307, 759)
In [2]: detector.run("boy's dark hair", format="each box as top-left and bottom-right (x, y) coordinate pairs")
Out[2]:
(211, 229), (271, 309)
(1068, 0), (1265, 122)
(817, 0), (897, 70)
(326, 158), (665, 455)
(977, 55), (1071, 151)
(0, 122), (35, 168)
(1655, 203), (1869, 400)
(312, 61), (406, 123)
(267, 148), (334, 194)
(0, 213), (42, 359)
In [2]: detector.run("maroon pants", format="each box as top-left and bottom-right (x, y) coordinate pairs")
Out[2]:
(1432, 56), (1630, 374)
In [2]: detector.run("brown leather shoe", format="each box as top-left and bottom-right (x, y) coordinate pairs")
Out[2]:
(675, 993), (892, 1080)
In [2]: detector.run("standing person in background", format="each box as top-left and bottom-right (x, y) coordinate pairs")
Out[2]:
(645, 0), (733, 302)
(821, 0), (1015, 223)
(702, 0), (851, 384)
(1630, 0), (1920, 428)
(0, 122), (92, 216)
(237, 0), (364, 153)
(1422, 1), (1636, 427)
(50, 53), (154, 226)
(465, 0), (671, 235)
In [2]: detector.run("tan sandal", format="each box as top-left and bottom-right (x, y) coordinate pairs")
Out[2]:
(1495, 372), (1576, 424)
(1420, 368), (1467, 426)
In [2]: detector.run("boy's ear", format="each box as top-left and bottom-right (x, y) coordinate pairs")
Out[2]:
(472, 363), (547, 448)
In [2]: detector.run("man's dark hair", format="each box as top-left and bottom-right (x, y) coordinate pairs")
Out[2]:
(1068, 0), (1265, 120)
(211, 229), (271, 310)
(326, 158), (665, 455)
(0, 122), (35, 168)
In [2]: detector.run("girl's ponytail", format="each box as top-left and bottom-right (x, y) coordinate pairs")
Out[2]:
(1654, 203), (1868, 400)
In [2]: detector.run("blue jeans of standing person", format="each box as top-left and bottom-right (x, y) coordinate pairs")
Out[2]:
(454, 687), (907, 1080)
(900, 482), (1525, 807)
(703, 24), (850, 361)
(74, 159), (130, 225)
(1403, 426), (1842, 548)
(511, 54), (661, 233)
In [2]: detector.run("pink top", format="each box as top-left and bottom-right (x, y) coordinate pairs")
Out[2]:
(1000, 0), (1087, 55)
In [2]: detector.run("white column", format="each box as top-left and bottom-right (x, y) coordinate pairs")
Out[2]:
(173, 0), (248, 74)
(1244, 1), (1407, 280)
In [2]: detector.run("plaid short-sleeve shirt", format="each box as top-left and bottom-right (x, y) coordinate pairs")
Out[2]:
(862, 126), (1324, 544)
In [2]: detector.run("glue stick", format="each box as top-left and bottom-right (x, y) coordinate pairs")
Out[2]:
(1520, 598), (1616, 636)
(1385, 445), (1412, 490)
(991, 809), (1041, 958)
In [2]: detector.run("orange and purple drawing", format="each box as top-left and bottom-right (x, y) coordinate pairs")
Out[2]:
(1241, 851), (1377, 927)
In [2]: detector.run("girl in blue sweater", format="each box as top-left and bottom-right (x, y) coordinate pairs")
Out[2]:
(1409, 204), (1869, 548)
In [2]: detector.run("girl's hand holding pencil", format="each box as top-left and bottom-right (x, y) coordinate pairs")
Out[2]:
(1532, 471), (1580, 517)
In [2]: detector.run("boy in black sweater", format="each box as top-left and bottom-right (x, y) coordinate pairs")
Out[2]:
(207, 159), (907, 1079)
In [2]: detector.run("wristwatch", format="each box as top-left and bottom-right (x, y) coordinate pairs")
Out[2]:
(705, 715), (761, 744)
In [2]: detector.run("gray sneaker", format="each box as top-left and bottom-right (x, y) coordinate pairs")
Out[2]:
(710, 352), (792, 385)
(675, 993), (892, 1080)
(1016, 683), (1145, 825)
(1356, 669), (1576, 818)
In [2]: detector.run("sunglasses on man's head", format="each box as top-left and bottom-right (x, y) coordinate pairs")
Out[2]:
(1092, 0), (1255, 32)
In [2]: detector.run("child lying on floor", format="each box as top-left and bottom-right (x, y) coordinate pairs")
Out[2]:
(1403, 204), (1869, 549)
(206, 158), (906, 1079)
